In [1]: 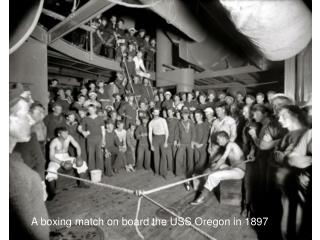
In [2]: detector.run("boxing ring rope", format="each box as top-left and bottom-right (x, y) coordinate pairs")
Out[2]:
(45, 169), (219, 240)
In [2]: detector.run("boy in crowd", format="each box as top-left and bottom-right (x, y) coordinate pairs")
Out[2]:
(96, 79), (111, 109)
(78, 104), (105, 173)
(175, 108), (195, 177)
(135, 116), (151, 170)
(191, 131), (246, 205)
(46, 127), (89, 200)
(55, 88), (70, 113)
(113, 92), (122, 111)
(206, 90), (217, 109)
(148, 107), (169, 177)
(197, 92), (207, 110)
(141, 78), (154, 102)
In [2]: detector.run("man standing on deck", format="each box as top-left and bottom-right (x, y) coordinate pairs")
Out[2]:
(148, 107), (169, 177)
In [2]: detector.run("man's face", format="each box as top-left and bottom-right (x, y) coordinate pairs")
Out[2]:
(205, 112), (213, 120)
(246, 97), (254, 105)
(59, 131), (69, 140)
(106, 123), (114, 131)
(215, 107), (225, 119)
(102, 19), (107, 26)
(218, 93), (226, 100)
(98, 82), (104, 88)
(267, 92), (275, 103)
(118, 21), (124, 28)
(151, 40), (156, 46)
(10, 100), (34, 142)
(174, 96), (180, 102)
(89, 94), (97, 100)
(278, 109), (292, 129)
(208, 93), (215, 101)
(236, 93), (244, 102)
(142, 118), (149, 125)
(256, 95), (264, 104)
(67, 114), (76, 123)
(78, 96), (85, 104)
(149, 101), (155, 108)
(53, 105), (62, 115)
(217, 136), (228, 147)
(65, 89), (72, 96)
(89, 83), (95, 89)
(58, 89), (65, 98)
(88, 106), (96, 115)
(137, 51), (143, 58)
(253, 110), (264, 123)
(165, 94), (171, 100)
(187, 93), (193, 101)
(79, 110), (86, 118)
(81, 88), (87, 95)
(182, 113), (189, 120)
(111, 16), (116, 23)
(199, 95), (206, 104)
(51, 80), (58, 87)
(117, 122), (124, 130)
(139, 32), (145, 38)
(195, 113), (202, 123)
(152, 109), (160, 117)
(167, 109), (174, 118)
(30, 106), (45, 123)
(129, 96), (134, 102)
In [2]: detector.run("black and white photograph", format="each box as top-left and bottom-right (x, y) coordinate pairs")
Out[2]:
(9, 0), (313, 239)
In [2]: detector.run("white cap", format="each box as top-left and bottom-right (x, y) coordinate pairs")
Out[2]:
(204, 107), (214, 114)
(164, 91), (172, 96)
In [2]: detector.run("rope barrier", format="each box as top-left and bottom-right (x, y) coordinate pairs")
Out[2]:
(134, 196), (144, 239)
(46, 159), (253, 239)
(45, 170), (135, 195)
(143, 159), (254, 195)
(141, 194), (217, 240)
(107, 0), (162, 9)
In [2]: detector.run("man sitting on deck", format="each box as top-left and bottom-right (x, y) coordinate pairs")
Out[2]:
(46, 127), (89, 200)
(191, 131), (246, 205)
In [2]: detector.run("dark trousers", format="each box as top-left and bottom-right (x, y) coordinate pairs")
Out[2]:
(175, 143), (193, 177)
(136, 144), (151, 170)
(163, 144), (176, 174)
(87, 137), (103, 171)
(152, 135), (166, 176)
(194, 145), (208, 174)
(104, 146), (118, 176)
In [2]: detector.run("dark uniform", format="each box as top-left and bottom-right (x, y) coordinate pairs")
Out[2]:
(175, 119), (195, 176)
(135, 124), (151, 170)
(193, 122), (210, 173)
(164, 117), (179, 173)
(118, 102), (137, 129)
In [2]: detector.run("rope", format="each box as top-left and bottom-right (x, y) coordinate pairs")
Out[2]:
(45, 170), (135, 195)
(143, 171), (212, 195)
(134, 197), (145, 239)
(143, 159), (254, 195)
(141, 194), (217, 240)
(107, 0), (162, 9)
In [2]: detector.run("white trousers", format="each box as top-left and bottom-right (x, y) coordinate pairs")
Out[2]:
(46, 154), (88, 181)
(204, 164), (245, 191)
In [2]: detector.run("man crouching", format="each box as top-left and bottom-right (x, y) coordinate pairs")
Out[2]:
(191, 131), (246, 205)
(46, 127), (89, 200)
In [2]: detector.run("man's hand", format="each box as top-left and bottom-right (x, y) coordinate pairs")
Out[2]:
(247, 153), (255, 162)
(164, 142), (168, 148)
(101, 140), (106, 148)
(82, 131), (90, 138)
(105, 150), (111, 158)
(151, 145), (155, 151)
(173, 140), (178, 147)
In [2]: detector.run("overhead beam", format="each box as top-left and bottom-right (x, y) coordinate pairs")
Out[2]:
(194, 81), (278, 90)
(42, 8), (94, 32)
(48, 0), (115, 43)
(195, 65), (267, 80)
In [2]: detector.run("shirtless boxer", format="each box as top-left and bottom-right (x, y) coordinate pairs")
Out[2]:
(191, 131), (246, 205)
(46, 127), (89, 200)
